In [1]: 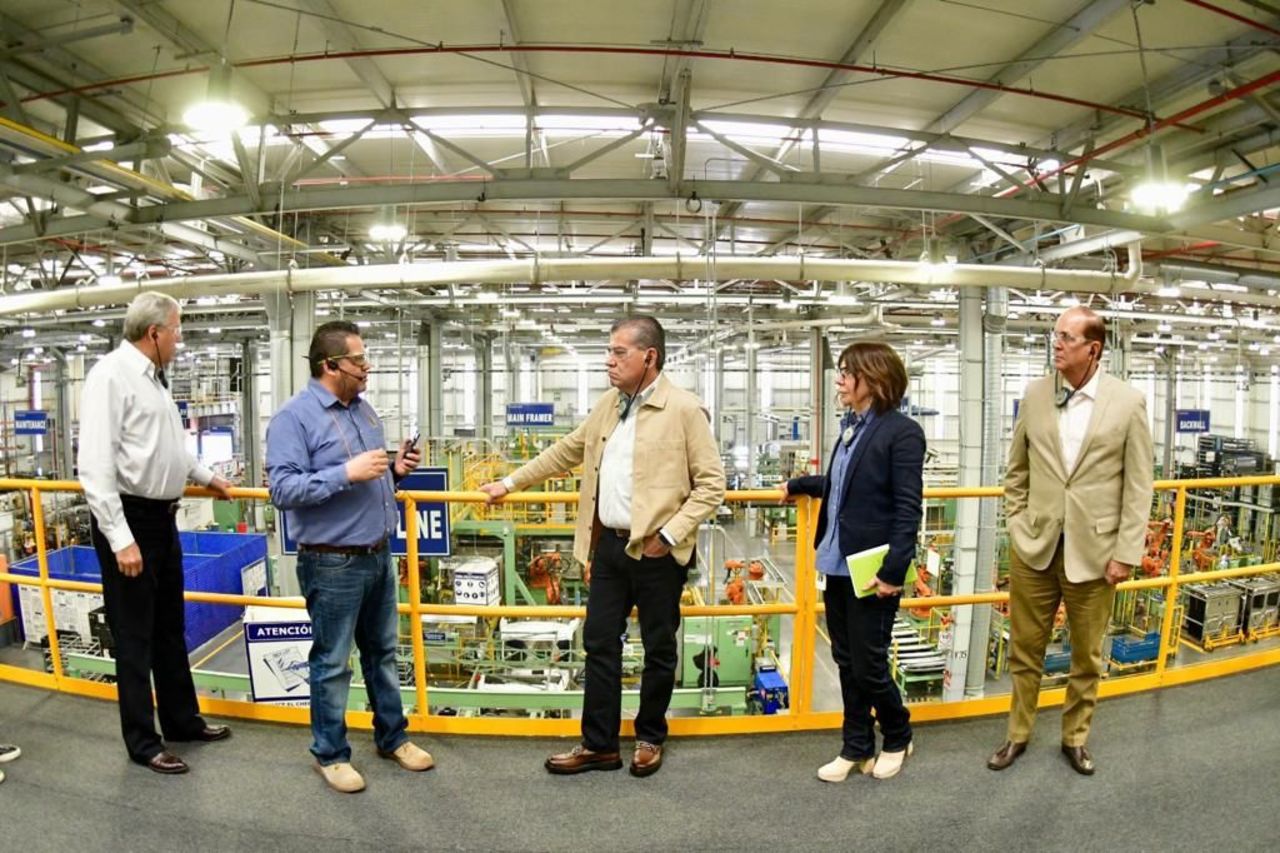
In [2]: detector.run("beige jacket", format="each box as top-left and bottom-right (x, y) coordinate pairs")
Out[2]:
(507, 374), (726, 567)
(1005, 372), (1154, 583)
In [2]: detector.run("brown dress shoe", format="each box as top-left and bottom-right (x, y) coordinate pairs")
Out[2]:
(194, 725), (231, 742)
(146, 751), (190, 775)
(630, 742), (663, 778)
(544, 745), (622, 775)
(986, 740), (1027, 771)
(1061, 744), (1095, 776)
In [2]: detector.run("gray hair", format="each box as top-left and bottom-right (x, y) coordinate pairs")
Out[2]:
(122, 292), (181, 342)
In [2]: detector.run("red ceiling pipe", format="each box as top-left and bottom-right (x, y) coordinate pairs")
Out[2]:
(20, 43), (1163, 126)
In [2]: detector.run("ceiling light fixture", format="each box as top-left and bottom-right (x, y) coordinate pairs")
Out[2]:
(183, 57), (249, 133)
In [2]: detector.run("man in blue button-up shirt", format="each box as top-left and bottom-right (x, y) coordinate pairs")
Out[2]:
(266, 320), (432, 793)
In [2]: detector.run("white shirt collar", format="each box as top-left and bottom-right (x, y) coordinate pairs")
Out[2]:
(1072, 367), (1102, 401)
(121, 340), (161, 378)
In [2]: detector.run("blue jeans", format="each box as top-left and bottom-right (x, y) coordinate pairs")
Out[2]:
(297, 546), (408, 765)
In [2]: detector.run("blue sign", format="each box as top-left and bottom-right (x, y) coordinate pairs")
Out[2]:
(392, 468), (451, 557)
(176, 400), (190, 419)
(15, 410), (47, 436)
(506, 402), (555, 427)
(1176, 409), (1210, 433)
(279, 466), (451, 557)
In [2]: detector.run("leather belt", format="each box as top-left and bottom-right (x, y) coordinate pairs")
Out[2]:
(120, 494), (181, 515)
(299, 540), (387, 556)
(609, 528), (630, 539)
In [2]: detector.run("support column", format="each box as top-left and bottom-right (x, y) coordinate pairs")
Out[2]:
(1163, 352), (1176, 478)
(808, 327), (829, 474)
(263, 291), (316, 408)
(715, 348), (727, 448)
(264, 291), (314, 597)
(965, 287), (1005, 697)
(476, 334), (494, 440)
(1112, 325), (1132, 382)
(53, 350), (74, 479)
(745, 336), (758, 526)
(945, 289), (984, 702)
(417, 317), (444, 437)
(240, 340), (265, 529)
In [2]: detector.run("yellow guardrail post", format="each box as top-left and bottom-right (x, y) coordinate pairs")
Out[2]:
(1156, 487), (1188, 676)
(30, 486), (66, 683)
(788, 497), (815, 715)
(403, 497), (430, 723)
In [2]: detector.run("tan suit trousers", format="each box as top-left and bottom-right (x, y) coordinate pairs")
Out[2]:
(1007, 540), (1115, 747)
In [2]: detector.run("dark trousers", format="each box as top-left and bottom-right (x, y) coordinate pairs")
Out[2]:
(580, 532), (687, 752)
(823, 574), (912, 760)
(90, 499), (205, 763)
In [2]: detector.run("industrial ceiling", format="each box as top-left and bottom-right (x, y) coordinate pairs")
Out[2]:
(0, 1), (1277, 366)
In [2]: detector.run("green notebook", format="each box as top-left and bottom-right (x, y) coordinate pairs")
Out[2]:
(845, 544), (918, 598)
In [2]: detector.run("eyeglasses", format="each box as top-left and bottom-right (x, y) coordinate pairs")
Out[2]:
(156, 323), (183, 341)
(333, 351), (371, 368)
(1049, 331), (1088, 346)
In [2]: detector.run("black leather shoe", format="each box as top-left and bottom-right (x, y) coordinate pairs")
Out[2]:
(146, 751), (190, 775)
(194, 725), (231, 742)
(986, 740), (1027, 771)
(1061, 744), (1095, 776)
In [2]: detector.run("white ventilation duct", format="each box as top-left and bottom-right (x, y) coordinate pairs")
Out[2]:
(0, 247), (1143, 317)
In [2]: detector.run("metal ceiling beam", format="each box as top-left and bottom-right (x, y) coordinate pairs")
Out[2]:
(1046, 26), (1280, 155)
(295, 0), (395, 108)
(110, 1), (216, 59)
(925, 0), (1130, 135)
(657, 0), (710, 103)
(711, 0), (910, 243)
(0, 17), (134, 60)
(108, 176), (1179, 229)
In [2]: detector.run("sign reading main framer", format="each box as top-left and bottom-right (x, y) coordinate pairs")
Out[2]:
(1176, 409), (1211, 433)
(506, 402), (555, 427)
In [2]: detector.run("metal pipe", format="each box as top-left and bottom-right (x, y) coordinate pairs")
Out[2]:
(0, 253), (1147, 317)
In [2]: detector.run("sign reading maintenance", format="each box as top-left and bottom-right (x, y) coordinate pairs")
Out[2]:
(278, 467), (451, 558)
(1176, 409), (1211, 433)
(15, 410), (47, 436)
(506, 402), (555, 427)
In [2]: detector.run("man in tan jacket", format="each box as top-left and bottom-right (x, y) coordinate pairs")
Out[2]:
(988, 306), (1153, 777)
(480, 316), (725, 778)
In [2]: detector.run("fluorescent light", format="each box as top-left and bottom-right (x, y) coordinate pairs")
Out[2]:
(183, 100), (249, 133)
(21, 328), (35, 338)
(1156, 285), (1180, 298)
(92, 318), (107, 327)
(97, 274), (122, 287)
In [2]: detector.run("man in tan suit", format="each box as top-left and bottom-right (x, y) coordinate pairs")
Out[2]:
(988, 306), (1153, 776)
(480, 316), (725, 778)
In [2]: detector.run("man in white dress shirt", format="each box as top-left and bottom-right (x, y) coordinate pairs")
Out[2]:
(987, 306), (1154, 777)
(78, 292), (233, 774)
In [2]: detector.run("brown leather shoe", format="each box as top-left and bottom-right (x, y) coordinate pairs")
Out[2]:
(1061, 744), (1095, 776)
(194, 725), (231, 742)
(544, 745), (622, 775)
(986, 740), (1027, 771)
(146, 751), (190, 775)
(630, 741), (663, 777)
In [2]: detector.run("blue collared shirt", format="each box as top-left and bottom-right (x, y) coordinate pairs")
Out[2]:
(815, 409), (876, 576)
(266, 379), (398, 547)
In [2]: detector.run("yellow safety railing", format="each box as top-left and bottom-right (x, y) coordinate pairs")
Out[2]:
(0, 476), (1277, 737)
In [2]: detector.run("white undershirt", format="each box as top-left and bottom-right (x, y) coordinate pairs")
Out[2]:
(596, 378), (659, 530)
(1059, 367), (1101, 474)
(78, 341), (213, 551)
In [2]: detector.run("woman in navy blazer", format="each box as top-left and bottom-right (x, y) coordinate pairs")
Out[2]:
(781, 342), (925, 782)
